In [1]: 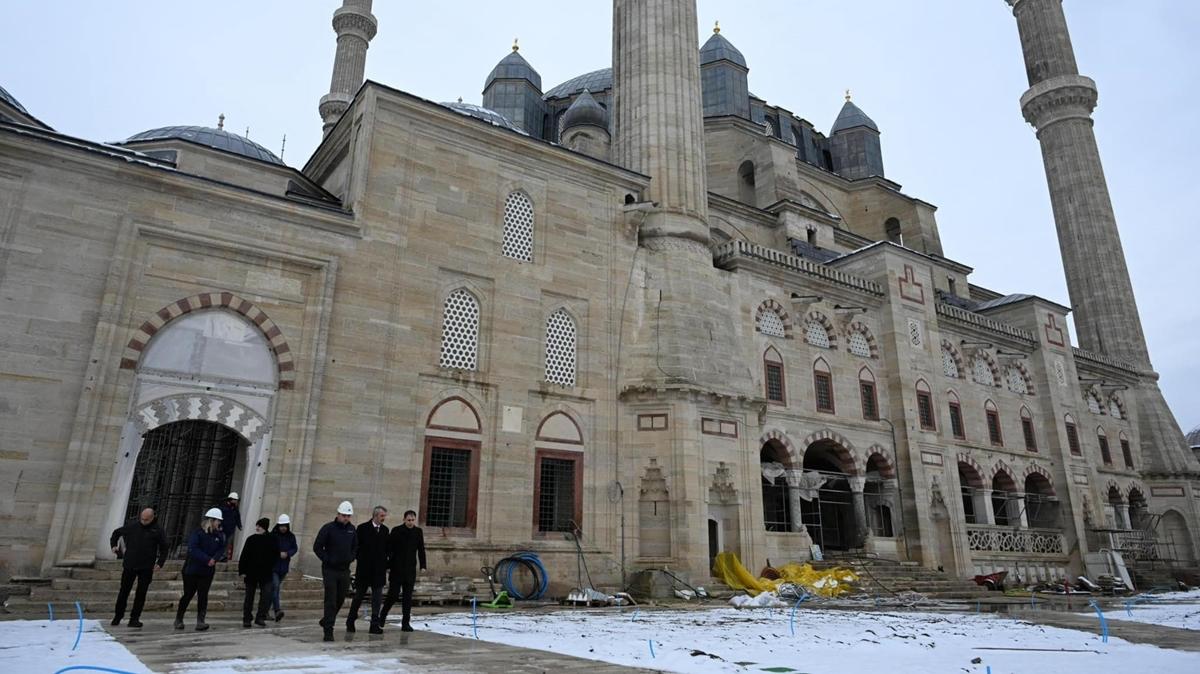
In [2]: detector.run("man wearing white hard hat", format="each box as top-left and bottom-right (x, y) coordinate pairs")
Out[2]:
(218, 492), (243, 561)
(269, 513), (298, 622)
(313, 501), (358, 641)
(174, 507), (226, 631)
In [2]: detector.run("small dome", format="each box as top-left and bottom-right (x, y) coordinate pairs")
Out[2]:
(560, 89), (608, 131)
(485, 48), (542, 91)
(121, 126), (283, 164)
(700, 32), (746, 68)
(0, 84), (30, 115)
(1187, 424), (1200, 449)
(439, 101), (523, 133)
(544, 68), (612, 100)
(831, 99), (879, 134)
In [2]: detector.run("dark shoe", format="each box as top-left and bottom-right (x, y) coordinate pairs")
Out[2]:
(318, 618), (328, 628)
(323, 628), (334, 642)
(401, 622), (414, 632)
(110, 617), (122, 626)
(195, 622), (209, 631)
(369, 623), (383, 635)
(345, 620), (356, 633)
(174, 620), (184, 630)
(254, 619), (267, 627)
(243, 621), (252, 628)
(128, 619), (143, 628)
(274, 611), (284, 623)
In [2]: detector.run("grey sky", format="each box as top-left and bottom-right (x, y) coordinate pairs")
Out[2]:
(4, 1), (1196, 431)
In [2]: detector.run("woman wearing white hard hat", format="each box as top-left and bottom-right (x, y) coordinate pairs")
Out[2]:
(269, 514), (299, 622)
(174, 507), (227, 631)
(313, 501), (358, 641)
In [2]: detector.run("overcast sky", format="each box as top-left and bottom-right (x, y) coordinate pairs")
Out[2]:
(3, 1), (1196, 432)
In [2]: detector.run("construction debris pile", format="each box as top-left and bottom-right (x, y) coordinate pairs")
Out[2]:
(713, 552), (858, 604)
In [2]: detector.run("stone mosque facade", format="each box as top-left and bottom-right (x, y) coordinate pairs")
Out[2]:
(1, 0), (1197, 590)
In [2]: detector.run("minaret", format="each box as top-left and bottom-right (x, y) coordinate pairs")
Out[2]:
(1004, 0), (1198, 474)
(319, 0), (377, 135)
(612, 0), (709, 245)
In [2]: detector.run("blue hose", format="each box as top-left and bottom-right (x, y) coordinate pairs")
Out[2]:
(496, 552), (549, 600)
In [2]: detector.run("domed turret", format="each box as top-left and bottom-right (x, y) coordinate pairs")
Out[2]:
(831, 98), (879, 134)
(482, 40), (548, 138)
(560, 89), (609, 131)
(828, 92), (884, 180)
(699, 22), (749, 119)
(559, 89), (611, 161)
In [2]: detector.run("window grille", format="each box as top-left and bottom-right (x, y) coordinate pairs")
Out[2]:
(426, 447), (472, 528)
(848, 330), (871, 358)
(917, 392), (936, 430)
(1087, 393), (1102, 415)
(1099, 434), (1112, 464)
(949, 403), (965, 439)
(759, 310), (786, 338)
(1120, 439), (1134, 469)
(972, 357), (995, 386)
(1108, 399), (1122, 419)
(502, 192), (534, 262)
(537, 457), (576, 533)
(1066, 422), (1081, 456)
(907, 319), (923, 348)
(1054, 359), (1067, 387)
(765, 363), (785, 403)
(942, 347), (959, 378)
(1007, 368), (1028, 395)
(860, 381), (878, 420)
(761, 473), (791, 532)
(1022, 417), (1038, 452)
(438, 290), (480, 370)
(986, 410), (1003, 445)
(544, 310), (577, 387)
(805, 320), (830, 348)
(814, 372), (834, 412)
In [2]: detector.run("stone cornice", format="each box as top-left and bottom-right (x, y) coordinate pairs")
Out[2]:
(935, 302), (1036, 345)
(1071, 346), (1140, 378)
(1020, 74), (1098, 130)
(712, 239), (885, 296)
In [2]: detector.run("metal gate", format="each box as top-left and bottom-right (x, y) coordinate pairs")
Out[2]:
(125, 420), (241, 559)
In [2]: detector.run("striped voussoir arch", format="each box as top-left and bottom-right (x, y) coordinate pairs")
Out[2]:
(800, 428), (859, 475)
(119, 291), (295, 390)
(1022, 463), (1055, 494)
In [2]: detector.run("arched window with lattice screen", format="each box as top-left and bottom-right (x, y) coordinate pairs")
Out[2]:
(502, 191), (534, 262)
(544, 309), (577, 387)
(438, 289), (480, 370)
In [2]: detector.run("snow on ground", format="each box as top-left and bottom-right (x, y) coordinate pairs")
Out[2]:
(1084, 591), (1200, 631)
(416, 606), (1200, 674)
(0, 619), (151, 674)
(175, 655), (412, 674)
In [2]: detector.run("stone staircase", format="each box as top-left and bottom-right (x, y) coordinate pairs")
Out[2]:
(3, 560), (487, 617)
(810, 559), (991, 600)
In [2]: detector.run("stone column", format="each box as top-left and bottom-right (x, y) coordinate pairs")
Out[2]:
(1015, 492), (1030, 529)
(1116, 504), (1131, 530)
(981, 489), (997, 526)
(785, 470), (805, 535)
(849, 476), (869, 547)
(320, 0), (377, 135)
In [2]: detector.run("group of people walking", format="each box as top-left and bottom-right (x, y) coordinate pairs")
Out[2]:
(109, 494), (425, 641)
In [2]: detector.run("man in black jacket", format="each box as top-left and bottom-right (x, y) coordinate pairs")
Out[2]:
(313, 500), (358, 642)
(381, 509), (427, 632)
(109, 507), (168, 628)
(238, 518), (278, 627)
(346, 505), (389, 634)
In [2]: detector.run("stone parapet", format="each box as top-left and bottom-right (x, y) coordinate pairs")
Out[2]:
(1020, 74), (1098, 130)
(934, 302), (1035, 344)
(712, 239), (883, 295)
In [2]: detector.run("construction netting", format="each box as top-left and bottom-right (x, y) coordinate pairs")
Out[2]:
(713, 551), (859, 598)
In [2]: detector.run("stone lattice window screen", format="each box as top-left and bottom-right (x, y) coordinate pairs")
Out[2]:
(502, 191), (535, 262)
(759, 310), (787, 338)
(1108, 398), (1123, 420)
(1086, 391), (1103, 415)
(544, 309), (577, 387)
(848, 330), (871, 358)
(805, 320), (830, 348)
(907, 318), (924, 348)
(972, 356), (995, 387)
(942, 346), (960, 378)
(1007, 368), (1028, 395)
(438, 289), (480, 370)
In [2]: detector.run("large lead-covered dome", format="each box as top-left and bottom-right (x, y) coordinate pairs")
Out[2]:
(439, 101), (523, 133)
(544, 68), (612, 100)
(122, 125), (283, 165)
(0, 84), (30, 115)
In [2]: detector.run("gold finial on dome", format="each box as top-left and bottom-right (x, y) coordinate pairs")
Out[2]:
(217, 113), (225, 130)
(845, 89), (852, 102)
(714, 21), (720, 34)
(512, 38), (519, 52)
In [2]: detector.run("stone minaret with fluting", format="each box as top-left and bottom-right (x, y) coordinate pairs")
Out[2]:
(613, 0), (709, 244)
(1004, 0), (1199, 474)
(319, 0), (377, 135)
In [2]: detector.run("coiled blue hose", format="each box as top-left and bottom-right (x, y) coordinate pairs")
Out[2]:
(496, 551), (548, 600)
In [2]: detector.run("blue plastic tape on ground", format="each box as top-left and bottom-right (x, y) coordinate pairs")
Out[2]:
(55, 668), (141, 674)
(471, 597), (479, 639)
(48, 603), (54, 622)
(648, 639), (655, 658)
(1088, 599), (1109, 643)
(73, 601), (83, 651)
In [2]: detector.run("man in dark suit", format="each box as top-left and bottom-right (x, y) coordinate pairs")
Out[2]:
(381, 509), (427, 632)
(109, 507), (168, 628)
(346, 505), (389, 635)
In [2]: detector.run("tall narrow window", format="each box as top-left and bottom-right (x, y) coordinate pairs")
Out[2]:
(1120, 435), (1134, 469)
(1065, 415), (1081, 456)
(859, 368), (878, 421)
(424, 445), (473, 528)
(1021, 408), (1037, 452)
(1098, 430), (1112, 465)
(916, 380), (936, 431)
(438, 289), (480, 370)
(948, 392), (965, 440)
(985, 400), (1003, 446)
(535, 451), (582, 534)
(502, 191), (535, 261)
(543, 309), (577, 387)
(813, 358), (834, 413)
(764, 347), (786, 404)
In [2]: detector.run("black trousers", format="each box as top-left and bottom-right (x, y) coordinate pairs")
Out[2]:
(381, 572), (415, 623)
(243, 577), (272, 622)
(320, 567), (351, 629)
(113, 568), (153, 621)
(347, 577), (383, 626)
(176, 574), (214, 623)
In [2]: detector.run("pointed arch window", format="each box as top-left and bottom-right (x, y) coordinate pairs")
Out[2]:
(972, 355), (995, 387)
(916, 380), (936, 431)
(805, 319), (831, 349)
(985, 400), (1003, 446)
(438, 289), (480, 370)
(544, 309), (577, 387)
(813, 358), (834, 413)
(942, 344), (960, 378)
(1119, 432), (1134, 469)
(1021, 407), (1037, 452)
(859, 367), (878, 421)
(1064, 414), (1081, 456)
(1098, 428), (1112, 465)
(764, 347), (786, 405)
(947, 391), (965, 440)
(502, 191), (535, 262)
(1006, 367), (1028, 395)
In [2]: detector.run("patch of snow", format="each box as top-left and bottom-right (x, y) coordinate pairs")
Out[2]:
(0, 619), (151, 673)
(176, 655), (412, 673)
(416, 607), (1200, 674)
(1084, 592), (1200, 631)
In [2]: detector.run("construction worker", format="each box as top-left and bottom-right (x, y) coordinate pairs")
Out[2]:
(313, 500), (357, 642)
(218, 492), (242, 560)
(175, 508), (226, 631)
(109, 507), (168, 628)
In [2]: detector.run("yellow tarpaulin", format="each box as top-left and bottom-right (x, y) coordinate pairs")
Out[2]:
(713, 551), (859, 598)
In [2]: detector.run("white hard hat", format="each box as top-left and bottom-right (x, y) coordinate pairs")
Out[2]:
(277, 514), (291, 525)
(205, 507), (224, 520)
(337, 501), (354, 516)
(228, 492), (239, 500)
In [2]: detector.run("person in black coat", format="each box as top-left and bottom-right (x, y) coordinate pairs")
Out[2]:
(238, 518), (278, 627)
(109, 507), (168, 628)
(218, 492), (243, 560)
(346, 505), (389, 634)
(381, 509), (427, 632)
(313, 501), (358, 642)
